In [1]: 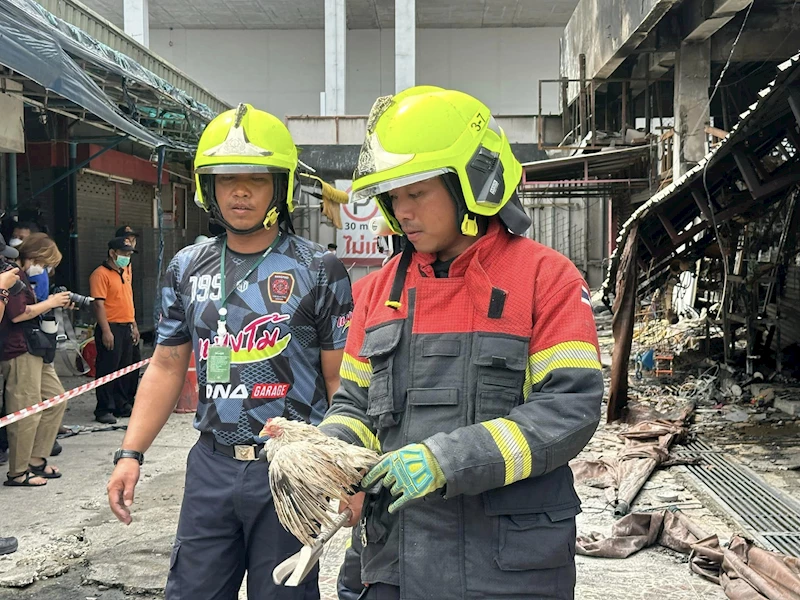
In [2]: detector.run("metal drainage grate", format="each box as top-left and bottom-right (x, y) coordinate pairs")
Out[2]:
(675, 438), (800, 557)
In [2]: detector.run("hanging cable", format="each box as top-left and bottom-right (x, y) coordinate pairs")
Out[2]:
(688, 0), (756, 138)
(698, 0), (756, 322)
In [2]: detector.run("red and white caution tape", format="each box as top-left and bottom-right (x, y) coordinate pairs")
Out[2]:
(0, 358), (151, 429)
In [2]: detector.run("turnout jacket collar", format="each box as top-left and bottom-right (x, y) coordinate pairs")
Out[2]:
(408, 218), (505, 279)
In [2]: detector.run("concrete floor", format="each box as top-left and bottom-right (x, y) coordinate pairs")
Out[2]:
(0, 370), (790, 600)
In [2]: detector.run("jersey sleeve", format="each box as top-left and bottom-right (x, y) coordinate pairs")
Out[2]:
(156, 253), (191, 346)
(314, 252), (354, 351)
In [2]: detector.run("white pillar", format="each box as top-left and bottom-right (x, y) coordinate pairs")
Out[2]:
(673, 41), (710, 179)
(123, 0), (149, 47)
(395, 0), (415, 93)
(324, 0), (346, 116)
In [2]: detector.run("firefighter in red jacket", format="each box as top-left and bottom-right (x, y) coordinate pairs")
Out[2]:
(320, 86), (603, 600)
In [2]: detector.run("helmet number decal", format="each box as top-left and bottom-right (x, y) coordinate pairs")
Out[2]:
(469, 111), (488, 136)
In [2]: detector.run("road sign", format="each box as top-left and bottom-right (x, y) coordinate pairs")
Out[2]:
(335, 180), (384, 266)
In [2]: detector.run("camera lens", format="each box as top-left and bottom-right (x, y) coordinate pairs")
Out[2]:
(9, 279), (25, 295)
(1, 262), (26, 296)
(68, 292), (94, 309)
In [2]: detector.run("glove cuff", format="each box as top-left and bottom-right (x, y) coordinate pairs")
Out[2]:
(419, 444), (446, 491)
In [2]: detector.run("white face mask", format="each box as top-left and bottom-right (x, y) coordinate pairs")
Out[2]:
(9, 238), (22, 247)
(26, 264), (45, 277)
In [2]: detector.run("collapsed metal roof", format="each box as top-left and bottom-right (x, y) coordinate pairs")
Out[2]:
(603, 53), (800, 297)
(520, 145), (653, 198)
(0, 0), (218, 151)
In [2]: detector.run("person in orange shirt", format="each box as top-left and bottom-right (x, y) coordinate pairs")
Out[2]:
(114, 225), (142, 408)
(89, 237), (137, 424)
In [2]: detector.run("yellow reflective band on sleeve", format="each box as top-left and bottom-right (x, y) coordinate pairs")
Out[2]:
(523, 341), (601, 397)
(319, 415), (382, 452)
(482, 418), (532, 486)
(340, 352), (372, 387)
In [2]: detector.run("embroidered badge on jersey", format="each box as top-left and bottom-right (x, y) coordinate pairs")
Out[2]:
(268, 272), (295, 304)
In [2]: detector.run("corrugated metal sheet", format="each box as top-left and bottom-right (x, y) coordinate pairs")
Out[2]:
(34, 0), (228, 116)
(119, 182), (153, 229)
(76, 177), (207, 331)
(521, 145), (652, 181)
(76, 171), (115, 296)
(767, 265), (800, 351)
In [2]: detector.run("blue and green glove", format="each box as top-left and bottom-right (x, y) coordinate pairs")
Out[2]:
(362, 443), (446, 513)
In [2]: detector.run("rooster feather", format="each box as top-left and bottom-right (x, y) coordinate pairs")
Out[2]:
(262, 417), (380, 545)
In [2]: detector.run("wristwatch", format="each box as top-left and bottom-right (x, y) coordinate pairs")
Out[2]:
(113, 449), (144, 465)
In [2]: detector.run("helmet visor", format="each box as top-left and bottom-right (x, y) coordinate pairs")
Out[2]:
(350, 168), (453, 204)
(195, 164), (288, 175)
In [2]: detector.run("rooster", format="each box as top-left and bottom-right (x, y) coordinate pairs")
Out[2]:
(261, 417), (380, 545)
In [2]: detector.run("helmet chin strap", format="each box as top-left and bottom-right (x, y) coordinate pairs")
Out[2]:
(442, 173), (478, 237)
(210, 202), (279, 235)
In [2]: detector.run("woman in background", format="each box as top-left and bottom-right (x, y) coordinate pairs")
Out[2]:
(0, 234), (71, 486)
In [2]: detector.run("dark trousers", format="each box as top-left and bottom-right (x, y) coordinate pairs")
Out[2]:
(123, 341), (141, 404)
(94, 322), (134, 416)
(165, 439), (320, 600)
(0, 381), (7, 453)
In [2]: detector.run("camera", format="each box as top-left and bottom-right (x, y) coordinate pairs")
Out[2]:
(53, 286), (94, 310)
(0, 260), (27, 296)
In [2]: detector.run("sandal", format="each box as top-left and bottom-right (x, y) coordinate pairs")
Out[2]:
(4, 471), (47, 487)
(28, 458), (61, 479)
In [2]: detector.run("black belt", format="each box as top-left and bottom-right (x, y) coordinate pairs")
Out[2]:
(199, 432), (262, 461)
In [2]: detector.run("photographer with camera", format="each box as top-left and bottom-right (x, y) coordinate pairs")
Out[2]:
(0, 233), (23, 463)
(0, 234), (71, 487)
(0, 242), (21, 553)
(90, 238), (137, 424)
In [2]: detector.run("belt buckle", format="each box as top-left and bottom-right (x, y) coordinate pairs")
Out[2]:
(234, 445), (256, 461)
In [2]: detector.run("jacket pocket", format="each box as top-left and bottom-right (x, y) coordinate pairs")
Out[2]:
(361, 321), (404, 429)
(405, 388), (461, 442)
(495, 509), (577, 571)
(483, 468), (581, 571)
(473, 334), (528, 422)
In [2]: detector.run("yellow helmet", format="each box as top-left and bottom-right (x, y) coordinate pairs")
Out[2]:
(351, 87), (526, 236)
(194, 103), (298, 232)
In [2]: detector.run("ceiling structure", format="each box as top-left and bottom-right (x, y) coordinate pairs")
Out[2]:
(76, 0), (579, 30)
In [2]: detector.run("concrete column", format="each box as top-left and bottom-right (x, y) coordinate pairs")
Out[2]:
(324, 0), (347, 116)
(395, 0), (415, 93)
(672, 41), (710, 179)
(123, 0), (149, 47)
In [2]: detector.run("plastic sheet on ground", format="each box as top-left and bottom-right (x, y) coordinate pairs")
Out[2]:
(571, 401), (694, 515)
(577, 510), (800, 600)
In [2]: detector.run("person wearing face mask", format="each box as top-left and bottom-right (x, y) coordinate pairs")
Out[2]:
(114, 226), (141, 409)
(8, 222), (39, 248)
(1, 234), (71, 487)
(89, 237), (137, 424)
